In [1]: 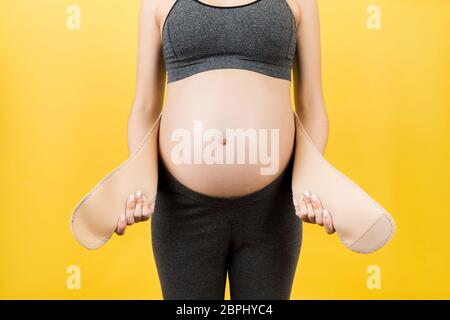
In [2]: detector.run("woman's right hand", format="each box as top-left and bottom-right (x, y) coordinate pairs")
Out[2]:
(115, 190), (155, 236)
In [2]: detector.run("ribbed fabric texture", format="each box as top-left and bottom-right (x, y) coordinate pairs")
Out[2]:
(162, 0), (297, 83)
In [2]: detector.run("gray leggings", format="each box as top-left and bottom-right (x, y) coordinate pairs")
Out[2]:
(151, 155), (302, 300)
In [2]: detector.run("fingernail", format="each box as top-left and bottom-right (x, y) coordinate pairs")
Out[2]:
(120, 214), (126, 221)
(304, 190), (311, 197)
(129, 194), (135, 202)
(136, 190), (142, 198)
(311, 194), (318, 202)
(323, 209), (329, 217)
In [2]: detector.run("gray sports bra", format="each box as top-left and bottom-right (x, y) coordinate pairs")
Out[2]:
(162, 0), (297, 83)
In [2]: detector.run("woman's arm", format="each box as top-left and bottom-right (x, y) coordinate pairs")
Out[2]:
(127, 0), (166, 155)
(116, 0), (166, 235)
(290, 0), (334, 234)
(292, 0), (329, 155)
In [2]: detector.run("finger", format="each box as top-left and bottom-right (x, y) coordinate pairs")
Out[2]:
(323, 209), (336, 234)
(299, 195), (310, 223)
(134, 190), (143, 223)
(293, 196), (300, 216)
(299, 195), (309, 221)
(304, 191), (315, 223)
(311, 194), (324, 226)
(294, 194), (310, 223)
(125, 194), (136, 225)
(115, 214), (127, 236)
(292, 194), (302, 217)
(142, 195), (155, 221)
(149, 203), (155, 217)
(141, 195), (150, 221)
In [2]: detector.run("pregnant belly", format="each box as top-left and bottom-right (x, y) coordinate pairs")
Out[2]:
(158, 69), (295, 197)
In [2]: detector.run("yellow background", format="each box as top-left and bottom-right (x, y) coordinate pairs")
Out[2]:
(1, 0), (449, 299)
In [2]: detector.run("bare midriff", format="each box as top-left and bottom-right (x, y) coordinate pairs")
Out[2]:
(158, 69), (295, 197)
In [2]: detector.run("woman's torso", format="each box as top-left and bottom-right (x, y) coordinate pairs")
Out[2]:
(158, 0), (297, 197)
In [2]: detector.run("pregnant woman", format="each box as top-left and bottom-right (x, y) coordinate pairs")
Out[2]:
(116, 0), (335, 299)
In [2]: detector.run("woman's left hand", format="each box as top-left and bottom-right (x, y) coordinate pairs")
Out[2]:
(293, 190), (336, 234)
